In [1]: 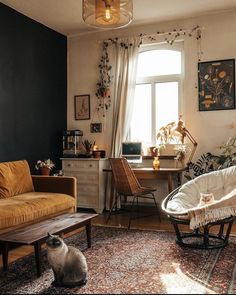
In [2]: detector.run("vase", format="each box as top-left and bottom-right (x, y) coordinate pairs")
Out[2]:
(153, 156), (160, 170)
(39, 167), (50, 175)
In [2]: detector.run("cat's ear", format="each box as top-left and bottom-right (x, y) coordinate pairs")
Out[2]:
(48, 232), (53, 237)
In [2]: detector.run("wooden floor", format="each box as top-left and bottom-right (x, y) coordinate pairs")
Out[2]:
(1, 205), (236, 269)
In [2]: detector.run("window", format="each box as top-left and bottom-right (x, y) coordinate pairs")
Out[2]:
(130, 43), (183, 152)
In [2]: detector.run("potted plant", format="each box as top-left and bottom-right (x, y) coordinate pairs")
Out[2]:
(82, 140), (95, 156)
(184, 136), (236, 180)
(95, 41), (112, 116)
(156, 121), (176, 145)
(173, 144), (191, 166)
(214, 136), (236, 168)
(35, 159), (55, 175)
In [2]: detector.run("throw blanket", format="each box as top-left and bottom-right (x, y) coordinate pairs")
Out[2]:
(188, 188), (236, 229)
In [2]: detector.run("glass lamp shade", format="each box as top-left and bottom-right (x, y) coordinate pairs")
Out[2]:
(83, 0), (133, 29)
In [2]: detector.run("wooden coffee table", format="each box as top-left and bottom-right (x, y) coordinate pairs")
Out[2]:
(0, 212), (98, 277)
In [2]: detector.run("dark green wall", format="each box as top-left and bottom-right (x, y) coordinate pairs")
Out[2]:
(0, 3), (67, 172)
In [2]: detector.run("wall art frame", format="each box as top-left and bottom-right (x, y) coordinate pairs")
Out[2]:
(74, 95), (90, 120)
(90, 123), (102, 133)
(198, 59), (235, 111)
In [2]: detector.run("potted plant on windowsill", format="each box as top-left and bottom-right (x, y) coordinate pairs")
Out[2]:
(35, 159), (55, 175)
(156, 121), (177, 156)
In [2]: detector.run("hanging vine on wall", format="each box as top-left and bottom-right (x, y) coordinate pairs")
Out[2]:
(95, 38), (137, 117)
(95, 41), (112, 117)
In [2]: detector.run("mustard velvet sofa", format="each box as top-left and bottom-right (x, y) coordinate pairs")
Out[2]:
(0, 160), (77, 234)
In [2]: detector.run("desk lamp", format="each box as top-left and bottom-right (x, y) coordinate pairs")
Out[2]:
(171, 116), (198, 164)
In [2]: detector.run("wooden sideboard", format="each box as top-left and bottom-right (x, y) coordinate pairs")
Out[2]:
(61, 158), (108, 213)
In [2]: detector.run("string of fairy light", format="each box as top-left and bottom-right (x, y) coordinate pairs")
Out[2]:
(96, 25), (203, 116)
(139, 25), (203, 61)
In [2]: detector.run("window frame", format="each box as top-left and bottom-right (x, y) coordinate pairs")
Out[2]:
(133, 42), (184, 146)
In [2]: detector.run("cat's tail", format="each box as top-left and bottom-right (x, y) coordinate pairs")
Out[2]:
(54, 278), (88, 289)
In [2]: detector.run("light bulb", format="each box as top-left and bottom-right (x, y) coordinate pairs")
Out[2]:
(105, 6), (111, 21)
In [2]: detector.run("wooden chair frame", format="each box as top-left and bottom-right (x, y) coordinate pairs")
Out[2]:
(107, 158), (160, 229)
(162, 187), (235, 249)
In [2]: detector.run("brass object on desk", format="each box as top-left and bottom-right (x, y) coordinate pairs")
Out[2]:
(153, 156), (160, 170)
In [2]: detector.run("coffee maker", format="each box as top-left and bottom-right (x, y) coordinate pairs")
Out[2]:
(63, 130), (83, 157)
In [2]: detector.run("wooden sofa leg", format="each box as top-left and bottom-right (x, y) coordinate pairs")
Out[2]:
(2, 242), (9, 271)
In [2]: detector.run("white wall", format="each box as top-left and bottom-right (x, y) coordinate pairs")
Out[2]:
(68, 10), (236, 161)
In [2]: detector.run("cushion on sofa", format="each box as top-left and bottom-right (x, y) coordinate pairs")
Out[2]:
(166, 165), (236, 213)
(0, 160), (34, 199)
(0, 192), (76, 230)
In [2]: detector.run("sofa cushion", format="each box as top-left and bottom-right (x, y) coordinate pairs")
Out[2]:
(0, 192), (76, 230)
(0, 160), (34, 199)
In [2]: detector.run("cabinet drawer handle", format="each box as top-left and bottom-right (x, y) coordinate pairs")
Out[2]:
(67, 163), (71, 167)
(89, 164), (93, 167)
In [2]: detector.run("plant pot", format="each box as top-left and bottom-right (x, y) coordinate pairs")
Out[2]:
(39, 167), (50, 175)
(149, 146), (157, 157)
(93, 151), (101, 159)
(159, 144), (176, 156)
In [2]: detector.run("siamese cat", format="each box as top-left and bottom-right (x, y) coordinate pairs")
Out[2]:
(198, 193), (215, 207)
(46, 233), (88, 288)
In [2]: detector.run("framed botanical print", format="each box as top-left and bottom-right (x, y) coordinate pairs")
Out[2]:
(74, 95), (90, 120)
(198, 59), (235, 111)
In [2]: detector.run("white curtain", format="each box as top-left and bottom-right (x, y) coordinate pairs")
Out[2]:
(104, 36), (141, 210)
(108, 36), (141, 157)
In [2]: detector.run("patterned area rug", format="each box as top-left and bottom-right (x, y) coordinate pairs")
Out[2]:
(1, 226), (236, 294)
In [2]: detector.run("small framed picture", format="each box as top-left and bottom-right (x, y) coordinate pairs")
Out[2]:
(90, 123), (102, 133)
(74, 95), (90, 120)
(198, 59), (235, 111)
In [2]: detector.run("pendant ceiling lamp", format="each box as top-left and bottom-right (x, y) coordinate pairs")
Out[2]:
(82, 0), (133, 29)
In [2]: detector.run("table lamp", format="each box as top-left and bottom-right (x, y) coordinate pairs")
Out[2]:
(171, 116), (198, 164)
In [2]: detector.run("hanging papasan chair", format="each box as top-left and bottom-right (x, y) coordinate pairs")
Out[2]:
(162, 165), (236, 249)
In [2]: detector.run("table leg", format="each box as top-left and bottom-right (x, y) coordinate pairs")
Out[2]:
(34, 242), (42, 277)
(167, 173), (173, 193)
(177, 172), (182, 186)
(2, 242), (9, 271)
(86, 222), (91, 248)
(109, 174), (115, 211)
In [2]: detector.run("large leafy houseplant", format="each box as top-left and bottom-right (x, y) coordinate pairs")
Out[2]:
(213, 136), (236, 169)
(185, 136), (236, 180)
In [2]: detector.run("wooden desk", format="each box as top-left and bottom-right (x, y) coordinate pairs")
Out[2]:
(103, 167), (187, 210)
